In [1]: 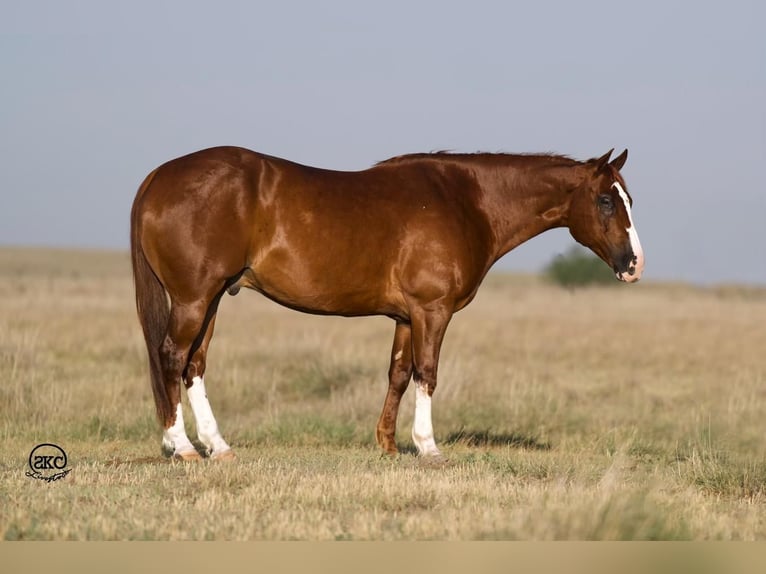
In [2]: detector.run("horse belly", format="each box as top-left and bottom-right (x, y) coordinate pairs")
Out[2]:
(244, 247), (404, 317)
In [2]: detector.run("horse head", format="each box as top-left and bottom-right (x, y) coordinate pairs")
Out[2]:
(568, 149), (644, 283)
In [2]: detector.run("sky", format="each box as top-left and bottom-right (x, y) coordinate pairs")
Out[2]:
(1, 1), (764, 285)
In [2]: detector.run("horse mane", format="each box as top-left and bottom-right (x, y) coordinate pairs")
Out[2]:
(375, 150), (578, 167)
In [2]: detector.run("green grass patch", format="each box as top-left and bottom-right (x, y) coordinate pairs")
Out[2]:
(544, 245), (618, 287)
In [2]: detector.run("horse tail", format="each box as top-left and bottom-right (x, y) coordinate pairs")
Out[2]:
(130, 168), (172, 426)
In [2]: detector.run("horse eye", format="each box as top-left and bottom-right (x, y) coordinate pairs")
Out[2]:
(597, 194), (614, 211)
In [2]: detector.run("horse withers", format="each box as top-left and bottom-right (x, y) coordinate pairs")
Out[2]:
(130, 147), (644, 460)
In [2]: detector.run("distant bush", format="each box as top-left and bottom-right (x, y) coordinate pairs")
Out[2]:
(544, 245), (617, 287)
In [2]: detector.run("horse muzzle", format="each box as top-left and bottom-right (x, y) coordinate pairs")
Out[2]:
(614, 249), (644, 283)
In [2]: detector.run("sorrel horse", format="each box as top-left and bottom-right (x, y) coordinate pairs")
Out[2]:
(130, 146), (644, 460)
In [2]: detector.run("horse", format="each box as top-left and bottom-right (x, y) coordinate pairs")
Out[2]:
(130, 146), (644, 460)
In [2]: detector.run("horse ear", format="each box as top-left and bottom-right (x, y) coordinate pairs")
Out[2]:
(592, 149), (614, 172)
(610, 149), (628, 171)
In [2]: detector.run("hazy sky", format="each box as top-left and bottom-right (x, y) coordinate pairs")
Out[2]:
(1, 1), (764, 284)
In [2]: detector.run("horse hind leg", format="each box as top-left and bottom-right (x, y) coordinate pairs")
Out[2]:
(184, 309), (235, 461)
(159, 300), (211, 461)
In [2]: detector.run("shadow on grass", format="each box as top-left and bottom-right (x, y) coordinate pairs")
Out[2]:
(445, 428), (552, 451)
(394, 429), (552, 455)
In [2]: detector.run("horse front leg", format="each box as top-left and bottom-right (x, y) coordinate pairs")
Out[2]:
(376, 321), (413, 454)
(408, 304), (452, 457)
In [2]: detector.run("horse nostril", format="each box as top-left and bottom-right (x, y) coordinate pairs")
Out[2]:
(628, 267), (635, 276)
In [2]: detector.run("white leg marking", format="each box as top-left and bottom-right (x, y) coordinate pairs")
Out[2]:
(187, 376), (232, 458)
(394, 350), (403, 361)
(162, 402), (197, 457)
(612, 181), (645, 281)
(412, 382), (441, 456)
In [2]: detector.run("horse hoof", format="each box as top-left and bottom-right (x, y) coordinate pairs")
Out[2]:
(211, 449), (236, 461)
(173, 450), (203, 461)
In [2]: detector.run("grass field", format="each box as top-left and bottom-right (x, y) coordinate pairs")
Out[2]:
(1, 246), (766, 540)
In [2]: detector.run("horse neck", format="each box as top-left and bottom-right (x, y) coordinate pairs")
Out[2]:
(473, 157), (582, 260)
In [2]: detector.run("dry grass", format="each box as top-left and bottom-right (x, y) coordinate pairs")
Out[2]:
(1, 247), (766, 540)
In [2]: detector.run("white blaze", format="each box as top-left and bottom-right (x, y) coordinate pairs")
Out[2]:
(187, 376), (232, 458)
(612, 181), (644, 282)
(412, 382), (441, 456)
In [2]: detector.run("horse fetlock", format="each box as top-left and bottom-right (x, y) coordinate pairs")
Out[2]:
(162, 437), (201, 461)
